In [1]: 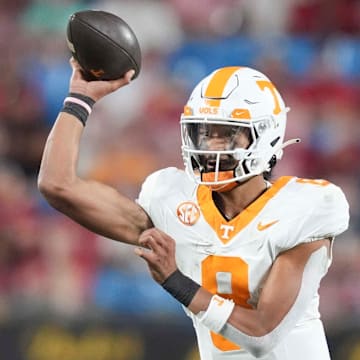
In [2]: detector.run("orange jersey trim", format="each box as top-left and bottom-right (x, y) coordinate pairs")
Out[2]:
(197, 176), (294, 244)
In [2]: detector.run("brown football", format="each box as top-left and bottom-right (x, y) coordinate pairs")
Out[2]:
(66, 10), (141, 81)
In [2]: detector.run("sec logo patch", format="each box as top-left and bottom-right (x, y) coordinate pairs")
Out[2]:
(177, 201), (200, 226)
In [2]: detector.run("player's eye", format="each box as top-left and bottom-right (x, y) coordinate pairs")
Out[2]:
(198, 126), (210, 137)
(225, 127), (238, 138)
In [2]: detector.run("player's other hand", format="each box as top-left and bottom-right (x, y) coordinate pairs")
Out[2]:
(135, 228), (178, 284)
(68, 57), (135, 102)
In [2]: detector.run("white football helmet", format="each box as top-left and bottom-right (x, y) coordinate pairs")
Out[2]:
(181, 66), (299, 191)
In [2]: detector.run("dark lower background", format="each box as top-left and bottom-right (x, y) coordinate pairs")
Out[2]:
(1, 316), (360, 360)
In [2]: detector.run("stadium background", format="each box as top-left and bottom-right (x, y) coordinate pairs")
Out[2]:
(0, 0), (359, 359)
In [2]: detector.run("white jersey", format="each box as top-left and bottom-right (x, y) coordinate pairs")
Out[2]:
(137, 167), (349, 360)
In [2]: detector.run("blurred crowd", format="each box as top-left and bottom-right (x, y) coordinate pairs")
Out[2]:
(0, 0), (359, 333)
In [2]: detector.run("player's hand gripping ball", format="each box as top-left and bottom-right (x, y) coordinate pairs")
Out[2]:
(66, 10), (141, 81)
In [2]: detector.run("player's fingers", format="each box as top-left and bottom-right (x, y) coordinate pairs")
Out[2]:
(124, 69), (135, 82)
(70, 57), (80, 68)
(108, 70), (135, 91)
(142, 231), (169, 253)
(150, 228), (176, 253)
(139, 234), (165, 256)
(69, 57), (83, 74)
(134, 247), (157, 265)
(134, 246), (144, 257)
(69, 57), (85, 81)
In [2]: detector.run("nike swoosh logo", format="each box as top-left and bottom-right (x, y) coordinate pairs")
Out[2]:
(234, 110), (246, 116)
(257, 220), (279, 231)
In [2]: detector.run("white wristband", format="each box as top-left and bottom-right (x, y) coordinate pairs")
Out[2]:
(64, 96), (92, 115)
(198, 294), (235, 333)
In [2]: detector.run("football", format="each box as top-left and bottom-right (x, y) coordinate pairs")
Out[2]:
(66, 10), (141, 81)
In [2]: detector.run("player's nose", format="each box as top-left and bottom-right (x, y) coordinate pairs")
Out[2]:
(207, 138), (227, 150)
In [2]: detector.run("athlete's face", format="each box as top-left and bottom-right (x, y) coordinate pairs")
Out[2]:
(195, 124), (251, 172)
(197, 124), (250, 149)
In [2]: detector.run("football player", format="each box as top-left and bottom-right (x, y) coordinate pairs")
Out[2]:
(38, 60), (349, 359)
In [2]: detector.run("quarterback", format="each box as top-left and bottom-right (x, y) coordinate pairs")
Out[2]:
(38, 61), (349, 359)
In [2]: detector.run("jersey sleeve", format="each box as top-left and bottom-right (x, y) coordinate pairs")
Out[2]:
(302, 183), (349, 240)
(281, 182), (350, 251)
(136, 169), (162, 215)
(136, 171), (159, 214)
(136, 167), (183, 223)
